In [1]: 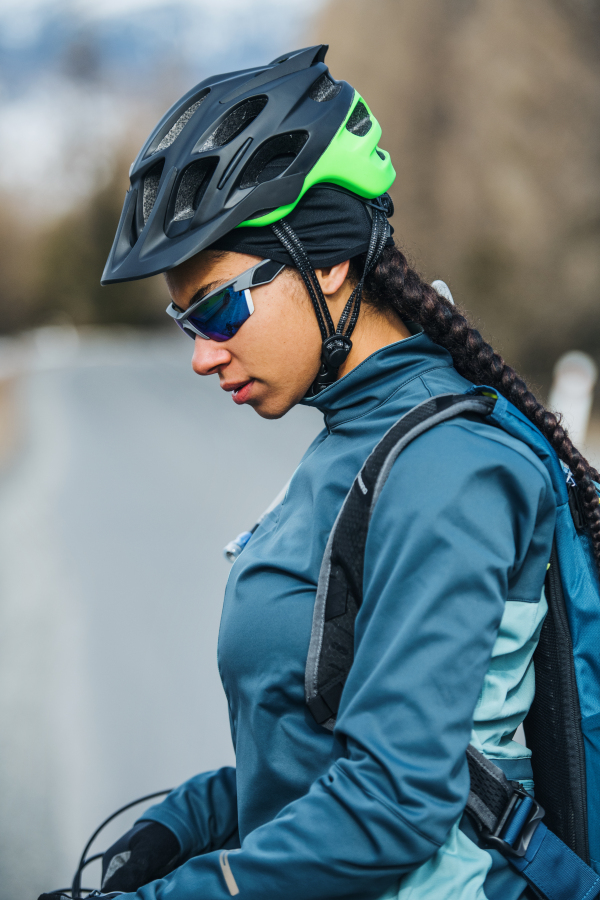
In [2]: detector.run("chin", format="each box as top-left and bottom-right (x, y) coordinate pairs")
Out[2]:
(249, 394), (295, 420)
(248, 376), (314, 419)
(252, 403), (290, 420)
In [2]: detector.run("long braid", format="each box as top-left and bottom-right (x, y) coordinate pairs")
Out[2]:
(360, 244), (600, 574)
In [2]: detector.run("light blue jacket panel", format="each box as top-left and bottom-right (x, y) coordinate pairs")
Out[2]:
(135, 335), (555, 900)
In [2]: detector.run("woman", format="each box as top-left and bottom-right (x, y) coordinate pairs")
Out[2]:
(93, 46), (600, 900)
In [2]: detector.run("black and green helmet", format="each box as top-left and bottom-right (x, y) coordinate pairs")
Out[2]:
(101, 44), (395, 284)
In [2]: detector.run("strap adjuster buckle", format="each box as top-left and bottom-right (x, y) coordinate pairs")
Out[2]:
(483, 783), (545, 858)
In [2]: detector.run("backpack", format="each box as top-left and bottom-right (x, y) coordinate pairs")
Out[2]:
(304, 387), (600, 900)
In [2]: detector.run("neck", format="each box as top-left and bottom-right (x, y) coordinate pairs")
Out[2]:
(336, 306), (411, 379)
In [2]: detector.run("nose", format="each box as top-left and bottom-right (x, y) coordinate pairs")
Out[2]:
(191, 335), (232, 376)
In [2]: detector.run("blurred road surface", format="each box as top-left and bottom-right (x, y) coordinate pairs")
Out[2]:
(1, 328), (598, 899)
(0, 328), (321, 899)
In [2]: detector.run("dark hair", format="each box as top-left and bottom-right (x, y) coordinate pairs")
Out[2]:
(354, 244), (600, 575)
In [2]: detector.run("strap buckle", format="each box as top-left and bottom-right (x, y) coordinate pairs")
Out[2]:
(482, 783), (545, 858)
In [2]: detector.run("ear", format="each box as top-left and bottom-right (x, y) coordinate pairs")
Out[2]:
(314, 260), (351, 297)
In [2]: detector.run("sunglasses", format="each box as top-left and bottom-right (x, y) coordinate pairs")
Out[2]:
(166, 258), (285, 342)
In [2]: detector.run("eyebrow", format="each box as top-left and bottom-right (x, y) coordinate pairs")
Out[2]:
(191, 278), (227, 305)
(175, 278), (227, 313)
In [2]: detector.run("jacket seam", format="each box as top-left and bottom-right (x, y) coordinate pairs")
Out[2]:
(419, 373), (435, 398)
(326, 364), (453, 431)
(506, 596), (541, 603)
(330, 763), (444, 849)
(431, 418), (554, 483)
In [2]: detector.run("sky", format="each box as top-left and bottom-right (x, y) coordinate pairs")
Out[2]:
(0, 0), (325, 213)
(0, 0), (308, 22)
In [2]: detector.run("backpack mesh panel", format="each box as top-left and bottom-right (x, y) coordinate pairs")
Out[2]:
(309, 73), (342, 102)
(196, 97), (268, 152)
(523, 551), (589, 861)
(466, 753), (512, 823)
(173, 159), (217, 221)
(317, 486), (370, 699)
(155, 94), (208, 153)
(238, 132), (308, 189)
(318, 568), (359, 692)
(346, 101), (372, 137)
(142, 160), (165, 224)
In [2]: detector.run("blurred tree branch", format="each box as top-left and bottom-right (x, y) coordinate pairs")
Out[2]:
(0, 154), (169, 334)
(314, 0), (600, 396)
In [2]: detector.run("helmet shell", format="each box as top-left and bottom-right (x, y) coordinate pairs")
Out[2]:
(102, 45), (395, 284)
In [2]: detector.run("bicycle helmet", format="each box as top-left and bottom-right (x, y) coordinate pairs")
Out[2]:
(102, 44), (396, 393)
(101, 44), (394, 285)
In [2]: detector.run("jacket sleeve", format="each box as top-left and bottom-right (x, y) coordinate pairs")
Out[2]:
(139, 767), (238, 858)
(126, 421), (556, 900)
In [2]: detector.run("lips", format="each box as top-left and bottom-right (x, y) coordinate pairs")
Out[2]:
(222, 379), (254, 405)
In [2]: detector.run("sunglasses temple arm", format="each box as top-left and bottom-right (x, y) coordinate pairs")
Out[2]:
(238, 261), (286, 291)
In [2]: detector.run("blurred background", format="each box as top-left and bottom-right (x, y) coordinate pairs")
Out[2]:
(0, 0), (599, 896)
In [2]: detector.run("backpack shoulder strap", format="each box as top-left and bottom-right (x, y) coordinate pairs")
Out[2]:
(303, 389), (600, 900)
(305, 390), (497, 728)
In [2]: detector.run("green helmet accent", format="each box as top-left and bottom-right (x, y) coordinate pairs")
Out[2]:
(238, 92), (395, 229)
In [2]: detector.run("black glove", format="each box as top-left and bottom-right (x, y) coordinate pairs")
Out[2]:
(101, 820), (181, 893)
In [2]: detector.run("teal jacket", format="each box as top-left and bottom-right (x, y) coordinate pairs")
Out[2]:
(132, 334), (555, 900)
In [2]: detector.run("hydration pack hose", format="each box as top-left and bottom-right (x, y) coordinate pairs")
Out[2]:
(44, 789), (172, 898)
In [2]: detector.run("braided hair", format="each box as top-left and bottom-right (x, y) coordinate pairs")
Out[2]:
(354, 244), (600, 574)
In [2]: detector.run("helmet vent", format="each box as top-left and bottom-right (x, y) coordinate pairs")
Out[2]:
(238, 132), (308, 189)
(154, 95), (208, 153)
(142, 160), (165, 224)
(346, 101), (372, 137)
(309, 74), (341, 102)
(196, 96), (268, 152)
(173, 159), (217, 221)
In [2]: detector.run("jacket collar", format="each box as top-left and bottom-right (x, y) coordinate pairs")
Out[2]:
(300, 333), (453, 430)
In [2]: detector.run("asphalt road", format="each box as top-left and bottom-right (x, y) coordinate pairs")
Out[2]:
(0, 329), (321, 899)
(1, 329), (597, 899)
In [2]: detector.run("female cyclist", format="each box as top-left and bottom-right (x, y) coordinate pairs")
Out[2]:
(69, 45), (600, 900)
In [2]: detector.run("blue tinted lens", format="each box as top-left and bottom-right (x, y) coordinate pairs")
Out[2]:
(186, 287), (252, 342)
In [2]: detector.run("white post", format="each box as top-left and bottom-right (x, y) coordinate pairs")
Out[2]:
(548, 352), (598, 449)
(431, 280), (454, 305)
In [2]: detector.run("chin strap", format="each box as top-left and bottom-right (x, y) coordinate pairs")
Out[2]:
(271, 195), (392, 395)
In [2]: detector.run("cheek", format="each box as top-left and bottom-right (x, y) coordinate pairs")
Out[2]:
(273, 330), (320, 378)
(247, 282), (322, 374)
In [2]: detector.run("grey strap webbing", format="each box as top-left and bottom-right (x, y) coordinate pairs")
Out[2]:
(304, 391), (497, 727)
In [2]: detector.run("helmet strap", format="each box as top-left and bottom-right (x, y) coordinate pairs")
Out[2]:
(271, 206), (391, 396)
(270, 220), (334, 341)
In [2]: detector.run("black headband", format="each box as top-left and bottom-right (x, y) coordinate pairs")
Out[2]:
(210, 184), (394, 268)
